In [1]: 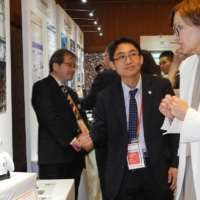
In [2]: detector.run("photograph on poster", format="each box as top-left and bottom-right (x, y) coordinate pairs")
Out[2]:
(47, 22), (56, 60)
(64, 17), (72, 35)
(0, 43), (6, 61)
(61, 33), (67, 49)
(36, 0), (52, 18)
(0, 64), (6, 113)
(0, 0), (6, 41)
(70, 39), (75, 53)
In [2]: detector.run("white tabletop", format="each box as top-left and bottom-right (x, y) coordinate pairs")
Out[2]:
(37, 179), (75, 200)
(0, 172), (37, 200)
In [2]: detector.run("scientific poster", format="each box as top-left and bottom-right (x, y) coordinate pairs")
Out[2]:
(0, 0), (6, 113)
(47, 22), (56, 60)
(31, 11), (43, 83)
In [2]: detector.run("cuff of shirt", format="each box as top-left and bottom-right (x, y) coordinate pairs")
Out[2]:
(70, 137), (76, 145)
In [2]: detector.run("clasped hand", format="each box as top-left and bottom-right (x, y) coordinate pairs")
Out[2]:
(159, 94), (189, 121)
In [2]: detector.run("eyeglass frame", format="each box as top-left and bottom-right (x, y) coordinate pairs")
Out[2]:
(113, 53), (140, 63)
(172, 25), (183, 37)
(62, 62), (78, 69)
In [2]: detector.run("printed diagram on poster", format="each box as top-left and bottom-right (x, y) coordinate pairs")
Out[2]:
(70, 39), (75, 53)
(31, 11), (44, 83)
(61, 32), (67, 49)
(47, 22), (56, 60)
(36, 0), (52, 19)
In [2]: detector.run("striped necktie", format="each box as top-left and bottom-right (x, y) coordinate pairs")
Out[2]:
(60, 85), (80, 120)
(128, 89), (138, 143)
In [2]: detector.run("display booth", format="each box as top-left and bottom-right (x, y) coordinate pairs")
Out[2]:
(0, 0), (13, 157)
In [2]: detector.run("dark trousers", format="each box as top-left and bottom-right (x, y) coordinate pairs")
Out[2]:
(96, 146), (108, 200)
(113, 158), (173, 200)
(39, 161), (83, 200)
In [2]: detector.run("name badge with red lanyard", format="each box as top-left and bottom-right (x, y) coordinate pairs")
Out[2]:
(127, 102), (146, 170)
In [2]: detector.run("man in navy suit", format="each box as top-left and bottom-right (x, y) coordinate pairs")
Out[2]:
(32, 49), (88, 200)
(80, 38), (179, 200)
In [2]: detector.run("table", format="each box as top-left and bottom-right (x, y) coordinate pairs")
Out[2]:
(0, 172), (37, 200)
(37, 179), (75, 200)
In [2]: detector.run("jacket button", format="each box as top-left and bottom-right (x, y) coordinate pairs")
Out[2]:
(122, 166), (124, 169)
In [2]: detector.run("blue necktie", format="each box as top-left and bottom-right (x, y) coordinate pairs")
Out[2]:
(128, 89), (138, 143)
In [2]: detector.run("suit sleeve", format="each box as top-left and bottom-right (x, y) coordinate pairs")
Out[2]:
(81, 73), (106, 110)
(89, 93), (107, 147)
(32, 82), (76, 148)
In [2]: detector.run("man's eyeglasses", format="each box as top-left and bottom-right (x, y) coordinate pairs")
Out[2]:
(113, 53), (139, 63)
(172, 25), (183, 37)
(62, 62), (78, 70)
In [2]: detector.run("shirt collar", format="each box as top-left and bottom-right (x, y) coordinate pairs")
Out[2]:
(121, 74), (142, 98)
(50, 74), (63, 86)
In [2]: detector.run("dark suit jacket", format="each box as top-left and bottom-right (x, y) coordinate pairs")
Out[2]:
(90, 74), (179, 200)
(80, 69), (120, 110)
(32, 75), (88, 165)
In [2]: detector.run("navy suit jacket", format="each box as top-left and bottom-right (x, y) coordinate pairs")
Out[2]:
(90, 74), (179, 200)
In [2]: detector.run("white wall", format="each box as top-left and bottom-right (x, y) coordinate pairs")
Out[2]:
(0, 0), (13, 157)
(21, 0), (57, 173)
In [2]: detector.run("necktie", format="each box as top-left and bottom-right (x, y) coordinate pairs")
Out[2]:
(128, 89), (138, 143)
(60, 85), (80, 120)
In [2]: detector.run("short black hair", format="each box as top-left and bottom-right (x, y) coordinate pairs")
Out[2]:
(49, 49), (77, 72)
(109, 38), (142, 62)
(159, 51), (174, 62)
(95, 64), (104, 72)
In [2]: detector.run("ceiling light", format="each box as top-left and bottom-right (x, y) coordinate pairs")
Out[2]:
(89, 9), (94, 16)
(82, 0), (87, 2)
(97, 25), (101, 30)
(94, 18), (98, 24)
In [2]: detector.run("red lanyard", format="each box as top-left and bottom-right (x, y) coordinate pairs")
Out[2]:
(137, 101), (143, 134)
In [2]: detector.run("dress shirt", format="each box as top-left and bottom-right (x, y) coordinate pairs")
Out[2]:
(121, 74), (147, 152)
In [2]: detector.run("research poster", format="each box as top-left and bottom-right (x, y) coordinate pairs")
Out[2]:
(0, 0), (6, 113)
(31, 11), (44, 83)
(47, 22), (56, 60)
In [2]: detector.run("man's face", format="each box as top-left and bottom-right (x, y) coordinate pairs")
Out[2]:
(53, 55), (76, 83)
(159, 56), (172, 75)
(110, 43), (143, 81)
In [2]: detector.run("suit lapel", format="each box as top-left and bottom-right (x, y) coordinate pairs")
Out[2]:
(110, 82), (128, 143)
(47, 75), (74, 112)
(142, 75), (154, 137)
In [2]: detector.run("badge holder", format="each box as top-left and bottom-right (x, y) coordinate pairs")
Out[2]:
(127, 138), (147, 170)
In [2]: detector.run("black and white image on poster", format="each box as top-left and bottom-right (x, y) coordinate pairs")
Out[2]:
(70, 39), (75, 53)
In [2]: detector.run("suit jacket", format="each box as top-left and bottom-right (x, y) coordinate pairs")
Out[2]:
(32, 75), (88, 165)
(80, 69), (120, 110)
(90, 74), (179, 200)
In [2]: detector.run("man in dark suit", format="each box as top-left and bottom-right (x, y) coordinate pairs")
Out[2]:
(80, 38), (179, 200)
(32, 49), (88, 200)
(75, 43), (120, 200)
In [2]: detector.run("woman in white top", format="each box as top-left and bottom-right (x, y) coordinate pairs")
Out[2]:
(159, 0), (200, 200)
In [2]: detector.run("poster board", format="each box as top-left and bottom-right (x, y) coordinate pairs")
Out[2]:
(21, 0), (57, 173)
(0, 0), (13, 157)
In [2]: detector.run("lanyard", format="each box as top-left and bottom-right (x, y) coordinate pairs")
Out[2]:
(137, 101), (143, 135)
